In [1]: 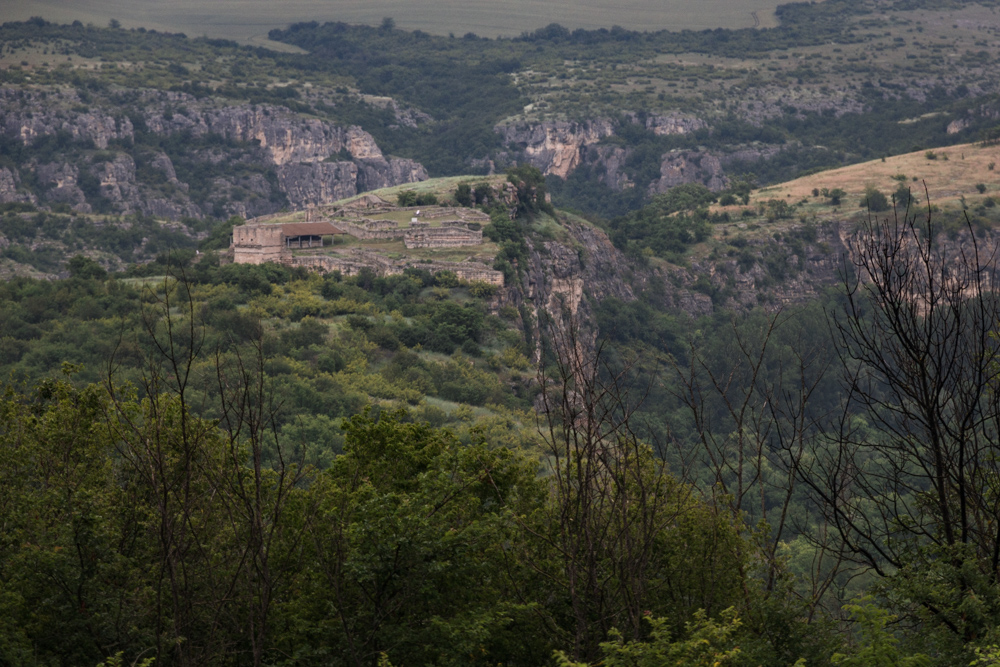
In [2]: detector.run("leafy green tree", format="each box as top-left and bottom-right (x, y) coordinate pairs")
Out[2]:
(652, 183), (717, 214)
(831, 600), (931, 667)
(822, 187), (846, 205)
(764, 198), (793, 220)
(280, 410), (547, 665)
(860, 185), (891, 212)
(67, 254), (108, 280)
(454, 182), (473, 206)
(506, 164), (554, 216)
(893, 183), (917, 208)
(554, 609), (744, 667)
(0, 374), (143, 666)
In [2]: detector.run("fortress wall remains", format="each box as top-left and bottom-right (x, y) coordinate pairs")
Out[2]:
(424, 263), (505, 286)
(292, 255), (404, 277)
(335, 220), (405, 240)
(404, 228), (483, 249)
(362, 219), (399, 231)
(232, 225), (287, 264)
(291, 253), (503, 286)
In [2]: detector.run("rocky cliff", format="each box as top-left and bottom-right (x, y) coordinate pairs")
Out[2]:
(496, 113), (755, 196)
(143, 100), (385, 164)
(497, 119), (616, 178)
(494, 210), (863, 372)
(510, 214), (856, 356)
(648, 150), (727, 194)
(0, 87), (427, 218)
(0, 88), (133, 149)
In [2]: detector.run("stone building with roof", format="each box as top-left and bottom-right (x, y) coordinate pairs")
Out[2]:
(231, 222), (346, 264)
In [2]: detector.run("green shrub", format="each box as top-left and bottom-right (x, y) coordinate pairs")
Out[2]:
(860, 186), (890, 212)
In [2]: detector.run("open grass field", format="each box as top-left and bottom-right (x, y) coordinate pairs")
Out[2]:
(750, 142), (1000, 215)
(3, 0), (779, 43)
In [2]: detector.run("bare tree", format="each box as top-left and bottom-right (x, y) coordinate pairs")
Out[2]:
(800, 201), (1000, 640)
(104, 270), (308, 666)
(104, 273), (218, 666)
(671, 311), (850, 619)
(513, 315), (743, 662)
(213, 337), (310, 667)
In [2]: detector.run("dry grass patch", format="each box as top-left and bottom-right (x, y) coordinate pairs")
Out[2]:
(748, 142), (1000, 214)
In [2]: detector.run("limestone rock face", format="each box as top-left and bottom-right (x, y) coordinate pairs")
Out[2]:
(139, 198), (203, 220)
(584, 145), (633, 191)
(506, 216), (636, 363)
(36, 162), (90, 212)
(643, 113), (706, 136)
(145, 103), (384, 164)
(356, 158), (429, 193)
(149, 153), (181, 185)
(0, 86), (428, 219)
(0, 88), (133, 148)
(0, 167), (35, 204)
(95, 155), (141, 207)
(648, 150), (727, 194)
(497, 119), (615, 178)
(513, 214), (859, 342)
(277, 162), (360, 208)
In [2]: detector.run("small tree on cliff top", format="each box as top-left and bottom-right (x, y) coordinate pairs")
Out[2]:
(507, 164), (554, 216)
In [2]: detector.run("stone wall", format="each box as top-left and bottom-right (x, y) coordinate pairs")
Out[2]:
(363, 220), (399, 231)
(423, 263), (504, 286)
(404, 227), (483, 249)
(289, 248), (504, 285)
(334, 220), (405, 240)
(292, 254), (405, 278)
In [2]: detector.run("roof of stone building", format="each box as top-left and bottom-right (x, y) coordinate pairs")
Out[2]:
(279, 222), (346, 236)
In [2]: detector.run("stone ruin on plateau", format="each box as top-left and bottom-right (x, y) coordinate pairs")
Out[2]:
(229, 195), (504, 286)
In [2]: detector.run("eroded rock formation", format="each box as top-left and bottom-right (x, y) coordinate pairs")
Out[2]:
(0, 87), (428, 220)
(497, 119), (615, 178)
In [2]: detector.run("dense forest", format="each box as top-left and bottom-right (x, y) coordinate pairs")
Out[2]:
(4, 193), (1000, 666)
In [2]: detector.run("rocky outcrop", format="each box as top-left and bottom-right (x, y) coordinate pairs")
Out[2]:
(94, 155), (141, 208)
(720, 144), (783, 167)
(945, 100), (1000, 135)
(637, 220), (854, 316)
(357, 95), (434, 129)
(515, 215), (858, 341)
(584, 145), (633, 191)
(649, 150), (727, 194)
(0, 88), (134, 148)
(145, 103), (383, 164)
(496, 114), (705, 183)
(149, 153), (183, 186)
(641, 113), (706, 136)
(36, 162), (89, 211)
(506, 216), (637, 362)
(497, 119), (615, 178)
(140, 102), (426, 210)
(0, 87), (428, 220)
(0, 168), (35, 204)
(277, 162), (360, 207)
(356, 158), (428, 193)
